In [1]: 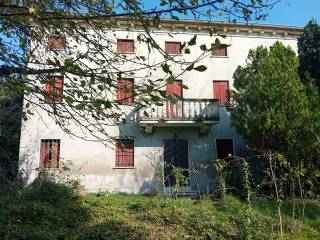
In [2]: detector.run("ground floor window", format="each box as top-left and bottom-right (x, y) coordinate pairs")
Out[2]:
(40, 139), (60, 168)
(216, 139), (234, 160)
(115, 139), (134, 167)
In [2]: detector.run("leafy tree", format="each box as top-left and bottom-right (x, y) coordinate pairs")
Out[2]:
(228, 42), (320, 196)
(298, 19), (320, 92)
(0, 83), (23, 181)
(0, 0), (279, 146)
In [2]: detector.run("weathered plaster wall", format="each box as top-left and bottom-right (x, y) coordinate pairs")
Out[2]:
(19, 25), (298, 193)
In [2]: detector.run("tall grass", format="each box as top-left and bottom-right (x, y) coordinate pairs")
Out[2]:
(0, 178), (319, 239)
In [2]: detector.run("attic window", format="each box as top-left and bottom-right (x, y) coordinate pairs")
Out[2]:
(165, 42), (181, 55)
(48, 36), (66, 50)
(212, 46), (228, 56)
(117, 39), (134, 53)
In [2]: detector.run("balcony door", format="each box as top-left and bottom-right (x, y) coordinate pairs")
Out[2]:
(213, 81), (229, 106)
(164, 139), (189, 187)
(166, 80), (182, 118)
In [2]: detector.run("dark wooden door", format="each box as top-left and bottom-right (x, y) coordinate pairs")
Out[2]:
(166, 80), (182, 118)
(164, 139), (189, 187)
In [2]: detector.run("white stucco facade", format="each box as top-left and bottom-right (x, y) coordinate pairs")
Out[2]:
(18, 20), (301, 194)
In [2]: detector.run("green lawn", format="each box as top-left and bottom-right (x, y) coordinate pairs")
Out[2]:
(0, 181), (319, 239)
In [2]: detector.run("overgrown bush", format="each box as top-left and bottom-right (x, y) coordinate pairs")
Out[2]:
(0, 177), (89, 240)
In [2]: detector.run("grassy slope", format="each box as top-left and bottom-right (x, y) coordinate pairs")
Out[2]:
(0, 182), (319, 240)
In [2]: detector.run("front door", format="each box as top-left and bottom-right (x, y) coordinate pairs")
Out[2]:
(166, 80), (183, 118)
(164, 139), (189, 187)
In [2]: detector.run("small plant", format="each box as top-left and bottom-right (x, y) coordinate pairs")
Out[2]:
(239, 157), (253, 204)
(171, 165), (189, 196)
(213, 158), (229, 199)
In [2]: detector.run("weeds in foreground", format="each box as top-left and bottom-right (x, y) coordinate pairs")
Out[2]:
(0, 177), (319, 240)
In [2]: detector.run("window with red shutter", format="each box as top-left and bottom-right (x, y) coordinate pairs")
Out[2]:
(115, 139), (134, 167)
(116, 78), (134, 105)
(166, 80), (183, 98)
(213, 81), (229, 106)
(212, 46), (228, 56)
(44, 76), (64, 104)
(117, 39), (134, 53)
(40, 139), (60, 168)
(165, 42), (181, 55)
(166, 80), (182, 117)
(48, 36), (66, 50)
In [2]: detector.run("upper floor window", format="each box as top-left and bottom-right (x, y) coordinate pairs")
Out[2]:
(165, 42), (181, 55)
(115, 139), (134, 167)
(48, 36), (66, 50)
(166, 80), (183, 98)
(212, 45), (228, 57)
(117, 39), (134, 53)
(166, 80), (183, 118)
(213, 80), (229, 106)
(116, 78), (134, 105)
(44, 76), (64, 104)
(40, 139), (60, 168)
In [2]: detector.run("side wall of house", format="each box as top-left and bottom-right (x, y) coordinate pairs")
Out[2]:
(18, 27), (298, 193)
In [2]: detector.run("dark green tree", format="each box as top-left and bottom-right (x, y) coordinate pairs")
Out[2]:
(229, 42), (320, 196)
(298, 19), (320, 92)
(0, 83), (23, 181)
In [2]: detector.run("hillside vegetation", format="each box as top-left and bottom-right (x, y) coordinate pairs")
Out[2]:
(0, 180), (319, 240)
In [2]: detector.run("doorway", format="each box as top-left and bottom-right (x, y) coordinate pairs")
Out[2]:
(163, 139), (189, 187)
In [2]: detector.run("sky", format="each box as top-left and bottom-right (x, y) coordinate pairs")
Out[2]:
(261, 0), (320, 27)
(141, 0), (320, 27)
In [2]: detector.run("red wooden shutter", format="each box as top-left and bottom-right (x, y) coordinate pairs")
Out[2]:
(39, 140), (60, 168)
(173, 80), (183, 97)
(48, 36), (66, 50)
(115, 139), (134, 167)
(126, 79), (134, 105)
(44, 83), (52, 100)
(116, 79), (126, 103)
(213, 81), (229, 106)
(166, 80), (182, 98)
(39, 141), (47, 168)
(117, 39), (134, 53)
(51, 141), (60, 168)
(166, 80), (182, 117)
(165, 42), (181, 55)
(44, 76), (64, 103)
(54, 76), (63, 103)
(212, 46), (227, 56)
(117, 79), (134, 105)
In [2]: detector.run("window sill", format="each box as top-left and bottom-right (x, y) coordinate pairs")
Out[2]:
(113, 167), (135, 169)
(47, 48), (67, 51)
(117, 103), (135, 106)
(210, 56), (229, 58)
(39, 100), (64, 104)
(36, 167), (60, 171)
(167, 54), (182, 56)
(118, 52), (135, 55)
